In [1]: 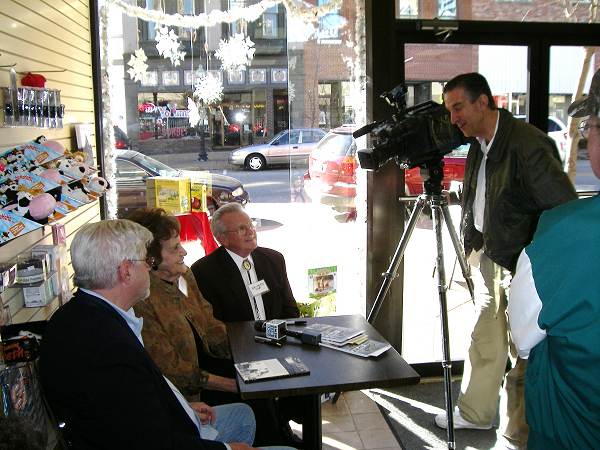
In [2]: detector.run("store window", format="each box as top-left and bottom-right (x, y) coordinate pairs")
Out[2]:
(397, 0), (593, 22)
(398, 0), (419, 17)
(102, 0), (367, 320)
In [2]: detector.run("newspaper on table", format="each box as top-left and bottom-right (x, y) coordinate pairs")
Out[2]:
(320, 339), (391, 358)
(306, 322), (365, 345)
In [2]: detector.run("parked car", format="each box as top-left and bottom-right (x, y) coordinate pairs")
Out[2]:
(305, 125), (468, 204)
(515, 115), (569, 164)
(115, 149), (249, 217)
(304, 125), (358, 206)
(404, 145), (470, 195)
(229, 128), (326, 171)
(113, 126), (131, 149)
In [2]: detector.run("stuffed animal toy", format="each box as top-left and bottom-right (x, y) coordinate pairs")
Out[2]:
(82, 175), (110, 197)
(57, 158), (88, 180)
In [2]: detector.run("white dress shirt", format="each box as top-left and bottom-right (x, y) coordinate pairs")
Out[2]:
(473, 113), (500, 232)
(226, 248), (266, 320)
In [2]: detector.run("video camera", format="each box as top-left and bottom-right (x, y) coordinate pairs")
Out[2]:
(353, 85), (465, 172)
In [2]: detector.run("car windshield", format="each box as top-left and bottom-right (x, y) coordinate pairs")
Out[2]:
(315, 133), (354, 157)
(269, 130), (288, 144)
(131, 152), (179, 176)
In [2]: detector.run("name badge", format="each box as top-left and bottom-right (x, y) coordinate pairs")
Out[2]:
(249, 279), (270, 297)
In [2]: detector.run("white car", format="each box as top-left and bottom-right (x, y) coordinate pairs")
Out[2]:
(229, 128), (326, 171)
(515, 115), (569, 164)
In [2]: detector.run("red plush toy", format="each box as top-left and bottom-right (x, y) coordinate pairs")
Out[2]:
(21, 73), (46, 88)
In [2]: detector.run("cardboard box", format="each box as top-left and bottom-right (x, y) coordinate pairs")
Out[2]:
(32, 244), (65, 272)
(190, 177), (213, 213)
(23, 278), (53, 307)
(146, 177), (190, 215)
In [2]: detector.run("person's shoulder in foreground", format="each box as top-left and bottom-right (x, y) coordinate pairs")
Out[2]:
(508, 67), (600, 450)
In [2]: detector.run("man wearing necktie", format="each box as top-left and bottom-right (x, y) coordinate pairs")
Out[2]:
(191, 203), (302, 446)
(191, 203), (299, 323)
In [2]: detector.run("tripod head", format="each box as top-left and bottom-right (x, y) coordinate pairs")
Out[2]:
(417, 158), (445, 196)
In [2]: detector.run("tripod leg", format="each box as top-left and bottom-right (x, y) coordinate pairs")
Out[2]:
(367, 196), (426, 323)
(441, 203), (475, 301)
(431, 200), (456, 450)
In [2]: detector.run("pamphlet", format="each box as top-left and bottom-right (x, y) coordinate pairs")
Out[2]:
(306, 323), (364, 344)
(235, 356), (310, 383)
(320, 339), (392, 358)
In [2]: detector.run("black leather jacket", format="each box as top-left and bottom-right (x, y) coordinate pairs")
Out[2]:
(461, 109), (577, 272)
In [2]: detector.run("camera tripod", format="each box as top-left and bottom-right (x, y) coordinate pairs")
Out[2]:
(367, 159), (474, 450)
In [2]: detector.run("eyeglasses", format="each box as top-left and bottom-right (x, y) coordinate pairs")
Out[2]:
(225, 222), (256, 236)
(577, 119), (600, 139)
(129, 256), (156, 267)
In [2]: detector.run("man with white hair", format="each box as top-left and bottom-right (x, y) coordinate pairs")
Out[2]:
(39, 219), (295, 450)
(508, 68), (600, 449)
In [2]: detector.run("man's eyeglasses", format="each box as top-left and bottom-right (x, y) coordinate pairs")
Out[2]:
(578, 119), (600, 139)
(129, 256), (156, 267)
(225, 222), (256, 236)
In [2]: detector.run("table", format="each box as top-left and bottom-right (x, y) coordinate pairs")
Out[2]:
(227, 314), (420, 449)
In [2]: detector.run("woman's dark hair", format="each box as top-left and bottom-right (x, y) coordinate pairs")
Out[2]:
(125, 208), (180, 269)
(443, 72), (496, 110)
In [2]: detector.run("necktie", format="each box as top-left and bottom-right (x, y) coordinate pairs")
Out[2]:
(242, 259), (261, 319)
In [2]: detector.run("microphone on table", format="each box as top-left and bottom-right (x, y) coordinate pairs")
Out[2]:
(254, 320), (321, 346)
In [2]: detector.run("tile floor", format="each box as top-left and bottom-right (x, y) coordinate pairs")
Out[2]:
(291, 390), (402, 450)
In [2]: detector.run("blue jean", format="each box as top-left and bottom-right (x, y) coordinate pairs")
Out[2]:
(212, 403), (296, 449)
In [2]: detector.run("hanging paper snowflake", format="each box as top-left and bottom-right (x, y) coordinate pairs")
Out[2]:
(187, 97), (201, 127)
(214, 33), (256, 71)
(127, 48), (148, 83)
(155, 26), (185, 66)
(193, 73), (224, 105)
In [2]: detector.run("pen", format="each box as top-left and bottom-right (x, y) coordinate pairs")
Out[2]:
(254, 335), (283, 347)
(286, 320), (307, 326)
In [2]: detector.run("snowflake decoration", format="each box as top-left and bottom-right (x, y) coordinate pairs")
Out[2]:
(155, 26), (185, 66)
(214, 33), (256, 71)
(288, 82), (296, 103)
(193, 73), (224, 105)
(127, 48), (148, 83)
(187, 97), (202, 127)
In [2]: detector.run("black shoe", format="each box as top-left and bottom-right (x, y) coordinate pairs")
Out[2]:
(281, 422), (303, 448)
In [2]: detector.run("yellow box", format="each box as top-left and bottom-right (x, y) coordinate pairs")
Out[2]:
(146, 177), (190, 215)
(189, 175), (213, 213)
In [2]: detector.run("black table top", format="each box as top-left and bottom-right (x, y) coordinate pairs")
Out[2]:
(227, 314), (420, 399)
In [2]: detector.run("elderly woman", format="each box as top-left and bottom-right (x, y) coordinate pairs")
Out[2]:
(127, 208), (236, 399)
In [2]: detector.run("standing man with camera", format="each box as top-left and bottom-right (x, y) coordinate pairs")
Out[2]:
(435, 72), (576, 449)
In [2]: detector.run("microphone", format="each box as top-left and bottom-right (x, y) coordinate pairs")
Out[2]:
(254, 320), (321, 346)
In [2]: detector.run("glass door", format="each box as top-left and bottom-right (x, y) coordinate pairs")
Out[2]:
(400, 43), (530, 364)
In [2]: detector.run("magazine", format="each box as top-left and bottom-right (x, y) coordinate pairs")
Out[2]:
(320, 339), (392, 358)
(234, 356), (310, 383)
(306, 323), (364, 344)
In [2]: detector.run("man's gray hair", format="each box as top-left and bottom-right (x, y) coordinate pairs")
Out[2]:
(70, 219), (153, 290)
(210, 202), (246, 239)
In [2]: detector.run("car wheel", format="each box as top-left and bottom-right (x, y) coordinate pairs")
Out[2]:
(246, 154), (266, 171)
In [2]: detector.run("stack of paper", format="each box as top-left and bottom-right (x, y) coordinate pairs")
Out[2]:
(307, 323), (391, 358)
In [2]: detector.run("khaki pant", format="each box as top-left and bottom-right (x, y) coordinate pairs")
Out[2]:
(457, 253), (528, 448)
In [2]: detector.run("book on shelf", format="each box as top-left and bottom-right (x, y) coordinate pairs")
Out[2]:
(234, 356), (310, 383)
(320, 339), (392, 358)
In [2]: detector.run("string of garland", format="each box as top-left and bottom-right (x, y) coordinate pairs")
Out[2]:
(100, 5), (118, 219)
(105, 0), (343, 27)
